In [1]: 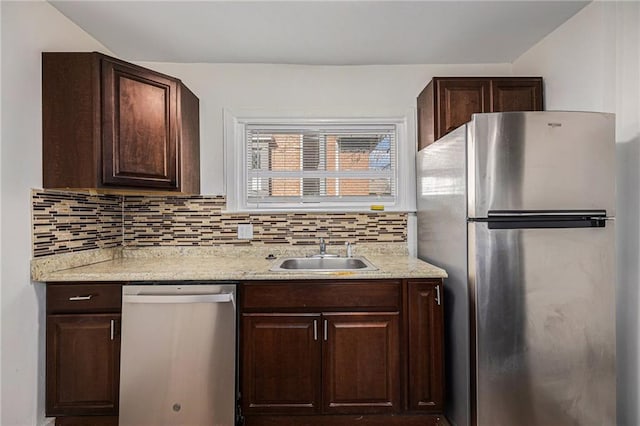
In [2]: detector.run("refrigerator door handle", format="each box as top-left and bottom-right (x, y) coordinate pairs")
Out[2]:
(487, 209), (607, 218)
(474, 210), (611, 230)
(483, 217), (608, 230)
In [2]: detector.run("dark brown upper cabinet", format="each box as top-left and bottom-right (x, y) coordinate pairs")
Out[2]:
(417, 77), (543, 150)
(42, 52), (200, 193)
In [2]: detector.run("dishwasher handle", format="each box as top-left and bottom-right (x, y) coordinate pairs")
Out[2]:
(123, 293), (234, 304)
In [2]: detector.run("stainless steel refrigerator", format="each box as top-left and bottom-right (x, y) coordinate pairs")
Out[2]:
(416, 111), (616, 426)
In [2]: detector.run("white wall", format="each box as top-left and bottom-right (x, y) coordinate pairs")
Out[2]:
(0, 2), (111, 425)
(0, 2), (4, 422)
(136, 63), (512, 257)
(514, 2), (640, 424)
(135, 62), (513, 195)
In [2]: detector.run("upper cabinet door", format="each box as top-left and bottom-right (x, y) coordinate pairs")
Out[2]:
(417, 77), (544, 150)
(101, 58), (178, 189)
(491, 77), (543, 112)
(43, 52), (199, 193)
(435, 79), (491, 139)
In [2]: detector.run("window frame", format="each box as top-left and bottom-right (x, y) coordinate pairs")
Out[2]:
(223, 109), (416, 213)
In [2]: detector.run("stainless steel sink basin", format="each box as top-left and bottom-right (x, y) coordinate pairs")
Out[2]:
(270, 256), (377, 272)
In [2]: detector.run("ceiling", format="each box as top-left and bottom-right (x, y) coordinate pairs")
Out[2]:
(49, 1), (590, 66)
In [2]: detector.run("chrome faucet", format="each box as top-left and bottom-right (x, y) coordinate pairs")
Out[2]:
(314, 237), (337, 258)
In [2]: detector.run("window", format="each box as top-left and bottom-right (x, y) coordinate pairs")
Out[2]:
(224, 112), (415, 212)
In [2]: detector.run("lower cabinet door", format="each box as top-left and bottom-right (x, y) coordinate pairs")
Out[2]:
(322, 312), (400, 414)
(242, 313), (322, 414)
(46, 314), (121, 416)
(408, 281), (444, 412)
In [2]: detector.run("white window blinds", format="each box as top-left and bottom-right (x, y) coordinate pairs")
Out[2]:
(245, 124), (396, 205)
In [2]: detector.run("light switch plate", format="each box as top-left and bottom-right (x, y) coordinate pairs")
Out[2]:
(237, 224), (253, 240)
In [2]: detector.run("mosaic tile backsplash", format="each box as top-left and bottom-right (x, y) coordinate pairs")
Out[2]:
(32, 190), (122, 257)
(32, 190), (407, 257)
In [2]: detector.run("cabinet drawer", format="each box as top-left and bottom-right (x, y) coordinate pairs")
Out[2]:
(241, 280), (401, 311)
(47, 284), (122, 314)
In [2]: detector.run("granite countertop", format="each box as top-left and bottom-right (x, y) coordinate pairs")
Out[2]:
(31, 245), (447, 282)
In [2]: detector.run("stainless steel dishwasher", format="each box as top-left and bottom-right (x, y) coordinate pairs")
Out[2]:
(119, 283), (237, 426)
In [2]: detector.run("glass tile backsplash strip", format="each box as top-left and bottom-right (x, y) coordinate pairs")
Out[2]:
(32, 191), (407, 257)
(31, 190), (122, 257)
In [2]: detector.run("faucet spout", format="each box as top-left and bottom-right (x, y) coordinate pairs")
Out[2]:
(311, 238), (337, 258)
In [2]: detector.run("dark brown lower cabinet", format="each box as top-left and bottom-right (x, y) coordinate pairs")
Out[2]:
(240, 278), (444, 425)
(44, 278), (445, 425)
(242, 313), (322, 414)
(46, 283), (122, 423)
(408, 280), (445, 412)
(46, 314), (121, 416)
(242, 311), (400, 416)
(323, 313), (399, 414)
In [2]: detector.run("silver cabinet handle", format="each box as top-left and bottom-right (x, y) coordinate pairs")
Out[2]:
(313, 320), (318, 341)
(123, 293), (234, 304)
(435, 285), (441, 306)
(324, 319), (328, 341)
(110, 319), (115, 341)
(69, 295), (93, 301)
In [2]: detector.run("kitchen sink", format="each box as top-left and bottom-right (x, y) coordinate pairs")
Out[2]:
(270, 256), (377, 272)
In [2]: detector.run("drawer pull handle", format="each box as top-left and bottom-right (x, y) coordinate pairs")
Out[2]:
(68, 295), (93, 301)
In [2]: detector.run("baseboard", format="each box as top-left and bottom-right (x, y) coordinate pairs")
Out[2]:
(243, 414), (448, 426)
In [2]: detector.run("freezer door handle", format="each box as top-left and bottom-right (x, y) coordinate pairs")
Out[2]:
(123, 293), (234, 304)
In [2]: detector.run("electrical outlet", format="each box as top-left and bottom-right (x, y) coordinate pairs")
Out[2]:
(237, 224), (253, 240)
